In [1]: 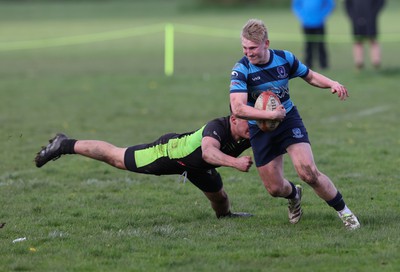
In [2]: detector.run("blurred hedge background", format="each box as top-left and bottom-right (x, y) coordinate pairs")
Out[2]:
(0, 0), (291, 8)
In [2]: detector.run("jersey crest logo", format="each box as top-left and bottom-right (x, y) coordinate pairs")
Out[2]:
(277, 66), (288, 79)
(292, 128), (304, 139)
(231, 71), (239, 77)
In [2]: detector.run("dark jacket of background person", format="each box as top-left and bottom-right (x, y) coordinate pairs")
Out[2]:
(345, 0), (385, 38)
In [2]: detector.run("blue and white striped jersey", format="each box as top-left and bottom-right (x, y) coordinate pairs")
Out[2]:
(230, 49), (309, 114)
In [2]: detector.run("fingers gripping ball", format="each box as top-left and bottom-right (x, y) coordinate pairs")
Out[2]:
(254, 91), (282, 132)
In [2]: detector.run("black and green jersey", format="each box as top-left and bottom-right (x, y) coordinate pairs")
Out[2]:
(124, 116), (251, 174)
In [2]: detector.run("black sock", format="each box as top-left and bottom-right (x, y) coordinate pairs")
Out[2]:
(285, 181), (297, 199)
(326, 191), (346, 212)
(61, 139), (77, 154)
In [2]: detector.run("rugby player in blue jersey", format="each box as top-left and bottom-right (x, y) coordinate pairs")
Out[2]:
(229, 19), (360, 230)
(35, 115), (253, 219)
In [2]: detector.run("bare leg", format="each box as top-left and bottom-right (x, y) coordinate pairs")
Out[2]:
(257, 155), (293, 198)
(203, 188), (230, 218)
(353, 41), (364, 69)
(256, 154), (302, 224)
(287, 143), (337, 201)
(74, 140), (127, 170)
(370, 39), (381, 68)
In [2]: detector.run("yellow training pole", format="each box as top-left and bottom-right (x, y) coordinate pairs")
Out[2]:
(164, 23), (174, 76)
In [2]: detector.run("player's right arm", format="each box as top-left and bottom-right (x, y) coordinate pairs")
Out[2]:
(230, 92), (285, 121)
(201, 136), (252, 172)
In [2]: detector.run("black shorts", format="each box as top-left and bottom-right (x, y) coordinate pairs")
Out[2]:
(124, 144), (223, 193)
(349, 13), (379, 40)
(352, 21), (378, 40)
(250, 106), (310, 167)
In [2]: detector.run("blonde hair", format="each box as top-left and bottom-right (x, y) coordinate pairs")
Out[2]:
(241, 19), (268, 43)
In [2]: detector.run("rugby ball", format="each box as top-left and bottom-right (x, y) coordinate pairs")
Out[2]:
(254, 91), (282, 132)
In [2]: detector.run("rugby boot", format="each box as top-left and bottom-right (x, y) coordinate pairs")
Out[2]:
(35, 133), (68, 168)
(288, 185), (303, 224)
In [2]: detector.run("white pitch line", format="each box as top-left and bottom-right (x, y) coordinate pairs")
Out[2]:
(323, 105), (390, 123)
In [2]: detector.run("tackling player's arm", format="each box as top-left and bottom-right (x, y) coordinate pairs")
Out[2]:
(201, 136), (252, 172)
(230, 92), (286, 121)
(303, 69), (349, 101)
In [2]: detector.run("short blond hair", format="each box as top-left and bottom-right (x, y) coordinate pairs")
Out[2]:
(241, 19), (268, 43)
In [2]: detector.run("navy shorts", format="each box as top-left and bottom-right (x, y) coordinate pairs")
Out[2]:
(250, 106), (310, 167)
(124, 145), (223, 193)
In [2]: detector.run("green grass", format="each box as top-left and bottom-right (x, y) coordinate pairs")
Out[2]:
(1, 0), (400, 271)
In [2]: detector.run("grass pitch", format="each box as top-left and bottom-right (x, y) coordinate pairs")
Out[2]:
(0, 1), (399, 271)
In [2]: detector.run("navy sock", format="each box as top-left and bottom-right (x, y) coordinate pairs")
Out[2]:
(285, 181), (297, 199)
(326, 191), (346, 212)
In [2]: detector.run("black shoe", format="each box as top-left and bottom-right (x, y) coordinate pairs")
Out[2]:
(35, 133), (68, 168)
(218, 211), (253, 219)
